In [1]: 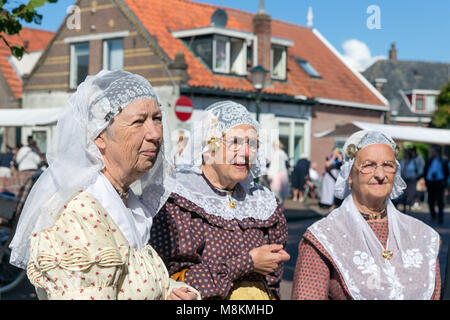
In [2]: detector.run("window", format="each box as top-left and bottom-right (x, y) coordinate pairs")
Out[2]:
(415, 95), (425, 111)
(426, 95), (436, 112)
(32, 130), (47, 154)
(213, 36), (229, 73)
(103, 38), (123, 71)
(187, 36), (213, 69)
(296, 58), (321, 78)
(271, 46), (286, 80)
(277, 119), (308, 169)
(70, 42), (89, 89)
(230, 38), (246, 75)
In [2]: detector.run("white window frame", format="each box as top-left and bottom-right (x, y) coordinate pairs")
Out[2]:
(271, 45), (287, 80)
(213, 35), (230, 73)
(102, 38), (124, 71)
(69, 42), (89, 89)
(230, 38), (247, 75)
(276, 117), (311, 167)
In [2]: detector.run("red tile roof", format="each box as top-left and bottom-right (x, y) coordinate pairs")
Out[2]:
(123, 0), (385, 106)
(0, 27), (54, 98)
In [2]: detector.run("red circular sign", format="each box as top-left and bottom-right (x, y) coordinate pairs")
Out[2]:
(174, 96), (193, 122)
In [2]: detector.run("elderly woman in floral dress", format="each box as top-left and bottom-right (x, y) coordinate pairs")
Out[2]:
(150, 101), (290, 300)
(291, 130), (441, 300)
(9, 70), (199, 300)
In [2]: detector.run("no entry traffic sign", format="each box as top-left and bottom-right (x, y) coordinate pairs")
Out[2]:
(174, 96), (193, 122)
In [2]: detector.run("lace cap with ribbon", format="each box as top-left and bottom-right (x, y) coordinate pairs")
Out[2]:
(10, 70), (174, 269)
(334, 130), (406, 200)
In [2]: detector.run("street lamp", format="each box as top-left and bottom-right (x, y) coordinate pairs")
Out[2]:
(250, 65), (268, 122)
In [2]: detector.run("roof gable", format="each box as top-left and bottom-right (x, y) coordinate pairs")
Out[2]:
(0, 27), (54, 98)
(122, 0), (386, 107)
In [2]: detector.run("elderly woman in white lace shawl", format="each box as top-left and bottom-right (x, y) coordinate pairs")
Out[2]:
(291, 130), (441, 300)
(150, 101), (290, 300)
(9, 70), (200, 300)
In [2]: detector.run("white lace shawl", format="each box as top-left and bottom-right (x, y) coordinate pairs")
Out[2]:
(308, 194), (439, 300)
(171, 171), (278, 221)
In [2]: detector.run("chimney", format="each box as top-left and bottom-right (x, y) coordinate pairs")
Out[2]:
(374, 78), (387, 93)
(389, 43), (397, 62)
(253, 0), (271, 86)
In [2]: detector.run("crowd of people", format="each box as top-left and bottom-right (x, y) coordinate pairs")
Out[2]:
(2, 70), (449, 300)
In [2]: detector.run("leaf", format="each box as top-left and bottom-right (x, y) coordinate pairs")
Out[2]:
(10, 45), (24, 59)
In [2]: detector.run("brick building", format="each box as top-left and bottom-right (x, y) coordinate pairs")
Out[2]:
(21, 0), (388, 170)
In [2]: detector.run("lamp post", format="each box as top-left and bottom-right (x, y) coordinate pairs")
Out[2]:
(250, 65), (268, 122)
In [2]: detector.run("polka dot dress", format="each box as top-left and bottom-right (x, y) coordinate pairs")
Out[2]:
(291, 216), (441, 300)
(150, 193), (288, 299)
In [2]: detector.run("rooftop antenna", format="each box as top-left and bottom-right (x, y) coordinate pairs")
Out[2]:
(211, 8), (228, 28)
(307, 6), (313, 28)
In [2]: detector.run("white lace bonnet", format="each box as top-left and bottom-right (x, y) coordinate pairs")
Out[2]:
(334, 130), (406, 200)
(176, 100), (267, 178)
(10, 70), (174, 269)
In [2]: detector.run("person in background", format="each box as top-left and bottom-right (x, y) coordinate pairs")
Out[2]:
(291, 154), (310, 202)
(400, 149), (419, 214)
(307, 161), (322, 199)
(0, 145), (15, 178)
(423, 145), (449, 224)
(15, 141), (41, 172)
(410, 147), (425, 209)
(319, 148), (342, 210)
(267, 140), (290, 203)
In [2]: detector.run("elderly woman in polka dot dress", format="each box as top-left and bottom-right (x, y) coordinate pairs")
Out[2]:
(150, 101), (290, 300)
(291, 130), (441, 300)
(9, 70), (199, 300)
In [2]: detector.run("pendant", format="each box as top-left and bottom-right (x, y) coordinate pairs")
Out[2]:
(228, 201), (235, 209)
(382, 250), (393, 260)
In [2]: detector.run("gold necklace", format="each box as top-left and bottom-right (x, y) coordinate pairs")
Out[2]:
(227, 191), (235, 209)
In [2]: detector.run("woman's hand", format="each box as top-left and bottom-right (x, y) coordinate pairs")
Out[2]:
(249, 244), (290, 275)
(167, 287), (198, 300)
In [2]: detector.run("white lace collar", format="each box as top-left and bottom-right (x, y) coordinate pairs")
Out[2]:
(308, 194), (439, 300)
(171, 171), (278, 221)
(86, 173), (153, 249)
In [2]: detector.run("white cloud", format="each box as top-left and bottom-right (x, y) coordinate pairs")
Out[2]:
(341, 39), (385, 72)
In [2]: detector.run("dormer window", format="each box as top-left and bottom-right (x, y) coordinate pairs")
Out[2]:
(406, 90), (439, 113)
(271, 46), (286, 80)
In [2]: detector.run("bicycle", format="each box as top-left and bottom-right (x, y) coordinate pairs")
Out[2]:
(0, 170), (41, 295)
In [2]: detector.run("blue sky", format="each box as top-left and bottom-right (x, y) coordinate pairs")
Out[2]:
(17, 0), (450, 70)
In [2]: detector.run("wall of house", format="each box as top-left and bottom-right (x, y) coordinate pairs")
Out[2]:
(0, 72), (19, 152)
(311, 103), (383, 173)
(24, 0), (177, 94)
(21, 0), (186, 152)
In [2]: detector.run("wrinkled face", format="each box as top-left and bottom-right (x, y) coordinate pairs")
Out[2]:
(95, 98), (163, 181)
(204, 124), (258, 185)
(349, 143), (396, 203)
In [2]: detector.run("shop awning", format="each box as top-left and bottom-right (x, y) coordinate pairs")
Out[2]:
(314, 121), (450, 146)
(0, 108), (63, 127)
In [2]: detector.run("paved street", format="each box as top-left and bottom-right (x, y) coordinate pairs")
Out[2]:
(1, 198), (449, 300)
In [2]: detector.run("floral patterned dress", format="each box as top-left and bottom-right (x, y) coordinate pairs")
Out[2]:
(27, 191), (199, 300)
(150, 192), (288, 299)
(291, 215), (441, 300)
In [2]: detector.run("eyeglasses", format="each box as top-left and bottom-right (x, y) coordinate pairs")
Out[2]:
(223, 137), (259, 152)
(356, 161), (397, 174)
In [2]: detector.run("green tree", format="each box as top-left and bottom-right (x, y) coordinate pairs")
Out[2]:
(0, 0), (58, 59)
(432, 82), (450, 129)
